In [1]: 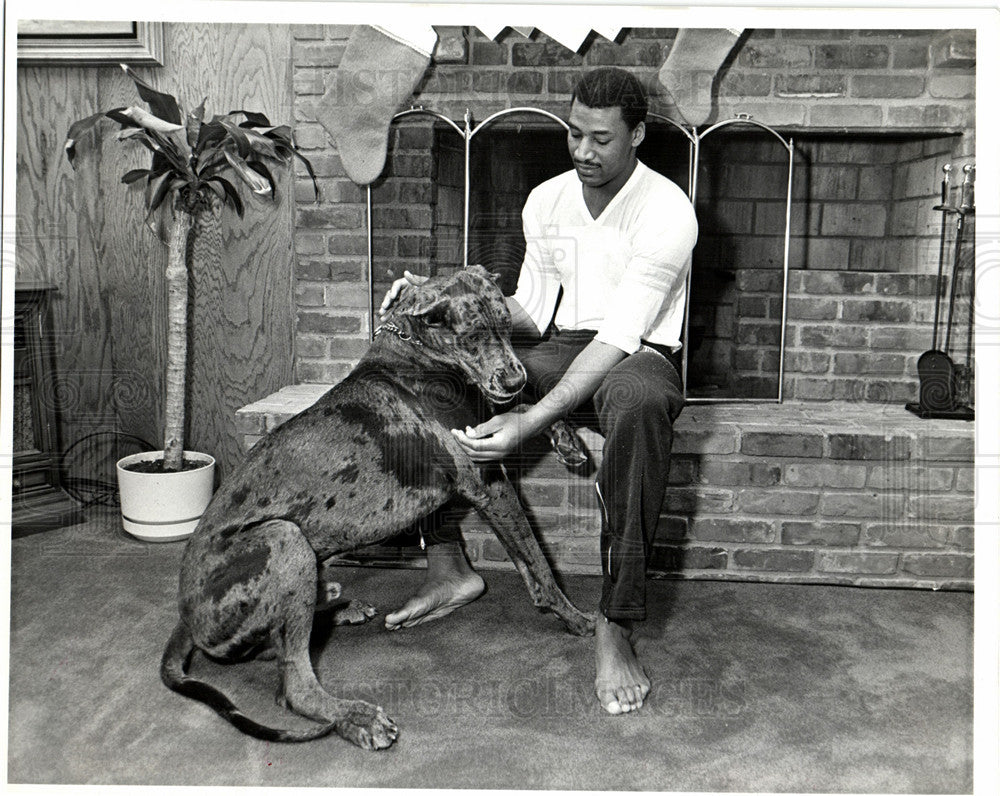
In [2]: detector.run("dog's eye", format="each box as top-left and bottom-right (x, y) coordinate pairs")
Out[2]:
(422, 307), (451, 328)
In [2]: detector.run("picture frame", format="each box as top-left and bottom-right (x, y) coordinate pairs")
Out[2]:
(17, 20), (164, 66)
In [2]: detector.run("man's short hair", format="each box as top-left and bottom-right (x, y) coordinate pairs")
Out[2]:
(571, 67), (649, 130)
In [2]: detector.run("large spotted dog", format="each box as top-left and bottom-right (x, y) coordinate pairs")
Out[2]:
(161, 265), (595, 750)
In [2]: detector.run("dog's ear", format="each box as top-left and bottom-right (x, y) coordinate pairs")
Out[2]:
(401, 293), (450, 327)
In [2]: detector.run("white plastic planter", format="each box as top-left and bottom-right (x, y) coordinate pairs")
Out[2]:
(116, 451), (215, 542)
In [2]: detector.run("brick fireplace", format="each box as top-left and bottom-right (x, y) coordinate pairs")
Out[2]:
(240, 26), (976, 589)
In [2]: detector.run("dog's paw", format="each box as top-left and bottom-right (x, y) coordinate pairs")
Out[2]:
(319, 579), (343, 603)
(331, 599), (378, 626)
(546, 420), (588, 469)
(564, 610), (598, 637)
(336, 703), (399, 750)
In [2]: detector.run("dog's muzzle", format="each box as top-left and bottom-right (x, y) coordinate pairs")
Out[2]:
(485, 364), (527, 403)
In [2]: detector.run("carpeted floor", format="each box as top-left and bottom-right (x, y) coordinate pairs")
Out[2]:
(6, 509), (972, 791)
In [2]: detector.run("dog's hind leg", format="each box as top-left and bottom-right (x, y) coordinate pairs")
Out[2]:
(277, 625), (397, 749)
(184, 519), (397, 749)
(246, 521), (397, 750)
(467, 466), (596, 637)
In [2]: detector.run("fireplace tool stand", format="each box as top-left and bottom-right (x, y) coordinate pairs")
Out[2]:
(906, 163), (975, 421)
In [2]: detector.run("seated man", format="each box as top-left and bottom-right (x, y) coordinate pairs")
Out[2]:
(381, 66), (698, 716)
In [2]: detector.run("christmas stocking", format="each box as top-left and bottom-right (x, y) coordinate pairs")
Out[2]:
(316, 24), (436, 185)
(656, 28), (744, 126)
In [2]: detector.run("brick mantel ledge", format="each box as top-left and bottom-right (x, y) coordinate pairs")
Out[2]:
(237, 387), (974, 591)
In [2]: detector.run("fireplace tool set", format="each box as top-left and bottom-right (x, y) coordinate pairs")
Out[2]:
(907, 163), (975, 420)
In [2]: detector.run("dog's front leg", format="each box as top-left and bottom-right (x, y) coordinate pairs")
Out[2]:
(467, 465), (595, 636)
(315, 560), (377, 624)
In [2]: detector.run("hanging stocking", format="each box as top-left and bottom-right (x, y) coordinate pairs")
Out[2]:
(656, 28), (744, 126)
(315, 24), (436, 185)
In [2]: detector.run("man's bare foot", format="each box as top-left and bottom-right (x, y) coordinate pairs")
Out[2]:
(384, 542), (485, 630)
(595, 616), (650, 715)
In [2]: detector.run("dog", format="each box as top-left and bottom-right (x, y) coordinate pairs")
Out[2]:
(160, 265), (595, 750)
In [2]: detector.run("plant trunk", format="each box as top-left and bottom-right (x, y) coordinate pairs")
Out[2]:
(163, 209), (193, 471)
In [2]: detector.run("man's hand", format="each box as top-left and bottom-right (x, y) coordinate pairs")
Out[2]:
(452, 339), (627, 463)
(379, 270), (429, 318)
(451, 412), (536, 462)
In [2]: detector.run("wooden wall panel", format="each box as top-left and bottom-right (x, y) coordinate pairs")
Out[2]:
(16, 67), (121, 467)
(15, 22), (296, 487)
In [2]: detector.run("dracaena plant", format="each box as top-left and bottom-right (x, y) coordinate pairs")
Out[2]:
(66, 64), (318, 472)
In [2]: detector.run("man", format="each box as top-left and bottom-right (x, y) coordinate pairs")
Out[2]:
(380, 67), (697, 715)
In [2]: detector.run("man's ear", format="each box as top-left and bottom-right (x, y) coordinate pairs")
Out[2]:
(631, 120), (646, 149)
(401, 293), (450, 327)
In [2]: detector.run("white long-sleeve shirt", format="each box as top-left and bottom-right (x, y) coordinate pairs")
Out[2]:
(510, 160), (698, 354)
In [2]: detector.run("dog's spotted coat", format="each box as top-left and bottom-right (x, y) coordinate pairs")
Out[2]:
(161, 266), (594, 748)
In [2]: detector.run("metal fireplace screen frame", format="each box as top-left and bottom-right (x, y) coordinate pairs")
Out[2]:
(365, 106), (795, 403)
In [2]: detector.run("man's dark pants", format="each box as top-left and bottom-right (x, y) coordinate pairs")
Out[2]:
(422, 328), (685, 623)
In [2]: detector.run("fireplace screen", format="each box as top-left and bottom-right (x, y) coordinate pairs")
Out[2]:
(367, 108), (794, 402)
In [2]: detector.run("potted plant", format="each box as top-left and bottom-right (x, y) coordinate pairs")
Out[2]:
(65, 64), (317, 541)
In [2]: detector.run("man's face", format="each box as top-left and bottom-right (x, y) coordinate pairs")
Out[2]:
(566, 100), (645, 189)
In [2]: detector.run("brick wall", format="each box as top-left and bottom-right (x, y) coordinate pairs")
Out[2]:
(238, 393), (973, 591)
(290, 26), (975, 394)
(544, 411), (972, 590)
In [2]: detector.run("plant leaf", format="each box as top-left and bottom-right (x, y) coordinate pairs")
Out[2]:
(246, 161), (277, 198)
(65, 111), (118, 166)
(195, 119), (228, 154)
(120, 63), (182, 125)
(290, 147), (320, 202)
(263, 124), (293, 143)
(222, 119), (279, 160)
(132, 133), (165, 157)
(115, 127), (148, 141)
(223, 150), (271, 195)
(196, 152), (227, 178)
(186, 97), (207, 149)
(105, 108), (144, 131)
(219, 119), (251, 159)
(231, 110), (272, 128)
(207, 176), (244, 217)
(119, 106), (185, 135)
(143, 173), (175, 227)
(121, 169), (150, 185)
(204, 180), (226, 201)
(149, 152), (174, 178)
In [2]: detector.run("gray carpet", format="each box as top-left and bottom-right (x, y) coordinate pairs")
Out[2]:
(7, 509), (972, 791)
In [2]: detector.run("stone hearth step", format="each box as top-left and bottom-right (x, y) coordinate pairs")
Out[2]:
(237, 387), (973, 591)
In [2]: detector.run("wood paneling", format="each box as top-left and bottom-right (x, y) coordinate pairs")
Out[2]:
(15, 23), (296, 483)
(16, 66), (120, 463)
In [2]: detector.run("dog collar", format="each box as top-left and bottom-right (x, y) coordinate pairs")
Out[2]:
(373, 322), (423, 347)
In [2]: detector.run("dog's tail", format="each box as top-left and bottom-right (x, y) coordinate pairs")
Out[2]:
(160, 621), (339, 743)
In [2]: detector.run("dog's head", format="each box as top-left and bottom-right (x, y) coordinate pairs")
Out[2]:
(388, 265), (527, 403)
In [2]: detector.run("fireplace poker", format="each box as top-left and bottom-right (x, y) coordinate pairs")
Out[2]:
(943, 164), (975, 355)
(930, 163), (952, 350)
